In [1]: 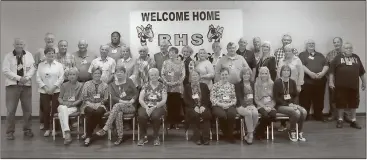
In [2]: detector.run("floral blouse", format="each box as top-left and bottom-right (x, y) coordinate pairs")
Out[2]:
(210, 81), (237, 107)
(242, 82), (255, 107)
(161, 59), (185, 93)
(81, 80), (109, 113)
(142, 82), (167, 107)
(56, 52), (76, 70)
(134, 56), (155, 87)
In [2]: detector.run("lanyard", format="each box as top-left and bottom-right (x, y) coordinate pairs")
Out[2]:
(94, 83), (99, 95)
(282, 80), (289, 95)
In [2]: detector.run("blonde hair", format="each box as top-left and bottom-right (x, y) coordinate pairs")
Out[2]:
(255, 67), (273, 88)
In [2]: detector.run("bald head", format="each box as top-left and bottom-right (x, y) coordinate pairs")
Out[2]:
(305, 39), (315, 51)
(100, 44), (109, 58)
(44, 32), (56, 47)
(160, 40), (170, 53)
(78, 40), (88, 52)
(13, 38), (25, 53)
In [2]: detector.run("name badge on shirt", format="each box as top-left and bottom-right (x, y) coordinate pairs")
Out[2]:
(346, 61), (353, 66)
(94, 94), (100, 99)
(68, 96), (76, 102)
(223, 95), (230, 100)
(81, 60), (87, 64)
(284, 94), (291, 100)
(228, 64), (234, 69)
(168, 71), (174, 76)
(149, 94), (157, 100)
(264, 96), (271, 103)
(120, 92), (126, 98)
(45, 73), (51, 79)
(17, 64), (23, 71)
(308, 56), (314, 60)
(112, 49), (117, 54)
(192, 94), (199, 99)
(247, 94), (253, 99)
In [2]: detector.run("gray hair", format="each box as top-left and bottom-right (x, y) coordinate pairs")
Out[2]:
(148, 68), (159, 75)
(227, 42), (237, 48)
(65, 67), (79, 78)
(138, 45), (149, 53)
(282, 34), (292, 40)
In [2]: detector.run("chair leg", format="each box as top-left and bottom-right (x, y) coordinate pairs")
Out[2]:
(77, 116), (80, 140)
(215, 118), (219, 141)
(271, 122), (274, 140)
(210, 129), (212, 140)
(52, 118), (56, 141)
(133, 117), (136, 141)
(296, 123), (299, 139)
(83, 117), (86, 137)
(162, 118), (165, 142)
(240, 118), (244, 141)
(137, 121), (140, 141)
(266, 125), (269, 140)
(185, 129), (188, 141)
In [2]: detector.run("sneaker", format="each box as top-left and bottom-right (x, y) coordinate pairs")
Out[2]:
(277, 126), (287, 132)
(153, 137), (161, 146)
(6, 133), (15, 140)
(96, 129), (107, 136)
(40, 123), (44, 130)
(44, 130), (51, 137)
(288, 131), (297, 142)
(72, 122), (79, 128)
(350, 121), (362, 129)
(298, 132), (306, 142)
(24, 130), (34, 138)
(336, 120), (343, 128)
(137, 137), (148, 146)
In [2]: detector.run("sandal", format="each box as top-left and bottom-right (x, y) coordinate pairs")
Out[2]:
(114, 137), (125, 145)
(84, 138), (91, 146)
(96, 129), (107, 136)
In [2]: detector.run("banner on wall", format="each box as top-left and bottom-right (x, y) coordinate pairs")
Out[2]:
(129, 9), (243, 58)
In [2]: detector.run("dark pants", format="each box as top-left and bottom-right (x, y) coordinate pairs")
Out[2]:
(299, 82), (326, 120)
(256, 108), (276, 136)
(328, 87), (336, 117)
(6, 85), (32, 134)
(186, 107), (212, 141)
(40, 93), (60, 130)
(138, 107), (166, 139)
(166, 92), (182, 125)
(39, 97), (44, 124)
(84, 106), (106, 138)
(212, 106), (236, 139)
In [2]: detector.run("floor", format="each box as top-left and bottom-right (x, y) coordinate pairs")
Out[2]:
(1, 117), (366, 159)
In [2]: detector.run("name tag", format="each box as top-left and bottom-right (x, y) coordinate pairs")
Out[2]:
(223, 95), (229, 100)
(94, 94), (100, 99)
(149, 94), (157, 100)
(112, 49), (117, 53)
(192, 94), (199, 99)
(308, 56), (314, 60)
(168, 71), (174, 76)
(228, 64), (234, 69)
(17, 64), (23, 70)
(346, 61), (352, 66)
(81, 60), (87, 64)
(68, 96), (76, 102)
(284, 94), (291, 100)
(247, 94), (253, 99)
(120, 92), (126, 98)
(45, 73), (51, 79)
(264, 96), (271, 103)
(142, 61), (148, 66)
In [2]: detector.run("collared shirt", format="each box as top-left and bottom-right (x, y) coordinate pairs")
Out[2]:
(116, 57), (136, 81)
(36, 60), (64, 94)
(2, 50), (36, 86)
(154, 52), (170, 74)
(326, 49), (342, 66)
(133, 56), (155, 87)
(81, 80), (109, 113)
(58, 81), (83, 107)
(34, 46), (59, 68)
(274, 47), (299, 67)
(210, 53), (225, 70)
(73, 50), (98, 82)
(88, 57), (116, 84)
(107, 42), (126, 62)
(299, 50), (327, 85)
(210, 81), (237, 107)
(161, 59), (185, 93)
(215, 54), (249, 84)
(277, 56), (304, 86)
(56, 52), (76, 70)
(195, 60), (215, 89)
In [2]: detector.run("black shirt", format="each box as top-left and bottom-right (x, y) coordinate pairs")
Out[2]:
(299, 51), (327, 85)
(255, 56), (277, 81)
(236, 49), (256, 69)
(273, 78), (298, 108)
(330, 53), (365, 90)
(13, 50), (26, 84)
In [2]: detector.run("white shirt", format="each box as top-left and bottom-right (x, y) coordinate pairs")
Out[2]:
(2, 50), (36, 86)
(88, 57), (116, 83)
(36, 60), (65, 94)
(277, 56), (304, 86)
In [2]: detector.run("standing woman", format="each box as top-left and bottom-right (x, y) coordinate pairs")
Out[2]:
(183, 71), (212, 145)
(254, 67), (276, 140)
(210, 68), (237, 143)
(161, 47), (185, 129)
(236, 67), (259, 144)
(81, 67), (109, 146)
(195, 49), (215, 89)
(274, 65), (307, 142)
(329, 42), (365, 129)
(36, 47), (65, 137)
(134, 46), (155, 89)
(255, 41), (277, 81)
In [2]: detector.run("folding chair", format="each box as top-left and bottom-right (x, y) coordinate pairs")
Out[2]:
(52, 111), (81, 140)
(215, 114), (244, 141)
(137, 116), (167, 141)
(267, 113), (298, 140)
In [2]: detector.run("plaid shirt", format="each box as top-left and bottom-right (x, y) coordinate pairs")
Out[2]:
(274, 47), (299, 67)
(326, 49), (342, 65)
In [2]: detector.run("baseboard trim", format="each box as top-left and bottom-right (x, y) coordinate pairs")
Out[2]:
(1, 113), (366, 120)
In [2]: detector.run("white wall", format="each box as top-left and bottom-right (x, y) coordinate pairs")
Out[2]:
(1, 1), (365, 116)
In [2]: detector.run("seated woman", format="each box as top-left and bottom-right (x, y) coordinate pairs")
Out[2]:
(235, 67), (259, 145)
(137, 68), (167, 146)
(57, 67), (83, 145)
(254, 67), (276, 140)
(81, 67), (109, 146)
(183, 71), (212, 145)
(210, 68), (237, 143)
(96, 65), (138, 145)
(274, 65), (307, 142)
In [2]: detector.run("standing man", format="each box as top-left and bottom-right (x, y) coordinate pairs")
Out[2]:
(153, 40), (170, 75)
(2, 38), (36, 140)
(252, 37), (263, 66)
(56, 40), (76, 71)
(299, 40), (328, 121)
(34, 32), (59, 130)
(274, 34), (299, 66)
(237, 37), (257, 82)
(73, 40), (98, 83)
(108, 31), (126, 62)
(89, 45), (116, 84)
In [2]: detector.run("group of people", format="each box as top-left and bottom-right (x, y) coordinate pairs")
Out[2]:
(2, 31), (365, 147)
